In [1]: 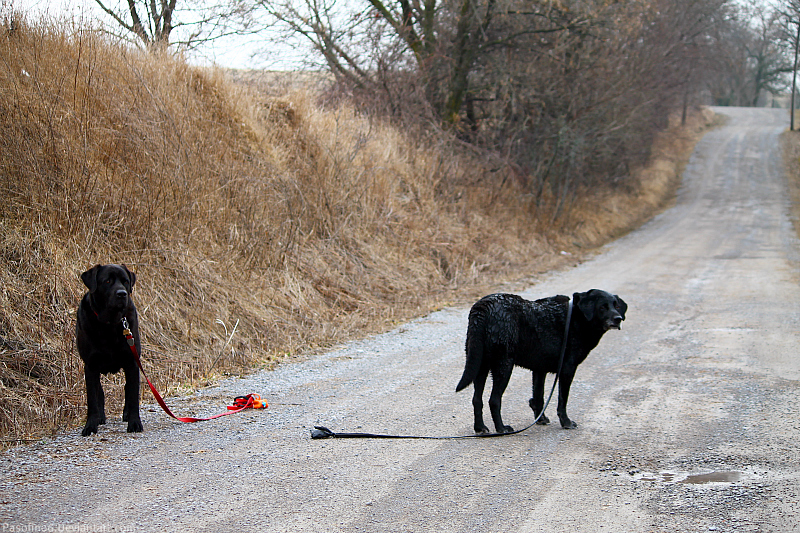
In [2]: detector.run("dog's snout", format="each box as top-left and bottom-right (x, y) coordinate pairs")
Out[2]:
(115, 289), (128, 299)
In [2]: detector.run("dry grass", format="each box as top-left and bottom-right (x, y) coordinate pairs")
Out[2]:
(781, 129), (800, 241)
(0, 17), (714, 445)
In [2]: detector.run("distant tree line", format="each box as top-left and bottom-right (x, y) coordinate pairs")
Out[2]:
(93, 0), (800, 201)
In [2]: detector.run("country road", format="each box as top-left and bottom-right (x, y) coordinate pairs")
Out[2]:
(2, 106), (800, 533)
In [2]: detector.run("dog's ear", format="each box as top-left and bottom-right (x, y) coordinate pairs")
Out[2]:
(573, 291), (595, 321)
(122, 264), (136, 290)
(81, 265), (101, 291)
(614, 295), (627, 320)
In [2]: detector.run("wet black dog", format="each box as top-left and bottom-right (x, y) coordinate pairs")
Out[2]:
(76, 264), (142, 436)
(456, 289), (627, 434)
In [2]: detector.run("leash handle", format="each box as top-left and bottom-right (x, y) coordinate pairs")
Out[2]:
(122, 317), (255, 422)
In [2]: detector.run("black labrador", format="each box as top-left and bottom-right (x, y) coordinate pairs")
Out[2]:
(456, 289), (627, 434)
(76, 264), (142, 436)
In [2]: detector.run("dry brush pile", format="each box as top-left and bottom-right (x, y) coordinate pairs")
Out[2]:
(0, 18), (712, 443)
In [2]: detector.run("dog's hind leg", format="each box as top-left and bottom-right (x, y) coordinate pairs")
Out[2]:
(488, 359), (515, 434)
(471, 365), (491, 434)
(529, 372), (550, 425)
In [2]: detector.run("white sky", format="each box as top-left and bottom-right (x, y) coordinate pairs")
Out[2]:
(4, 0), (312, 70)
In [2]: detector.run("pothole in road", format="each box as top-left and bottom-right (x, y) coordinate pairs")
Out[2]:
(630, 470), (742, 484)
(681, 471), (741, 484)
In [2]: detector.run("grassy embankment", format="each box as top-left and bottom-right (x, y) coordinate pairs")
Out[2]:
(0, 19), (715, 443)
(782, 127), (800, 242)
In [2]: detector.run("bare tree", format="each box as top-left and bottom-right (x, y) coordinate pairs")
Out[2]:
(94, 0), (258, 49)
(255, 0), (592, 125)
(778, 0), (800, 125)
(745, 5), (791, 105)
(707, 1), (790, 106)
(251, 0), (735, 208)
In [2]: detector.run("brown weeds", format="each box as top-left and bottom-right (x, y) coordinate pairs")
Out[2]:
(781, 130), (800, 241)
(0, 17), (713, 444)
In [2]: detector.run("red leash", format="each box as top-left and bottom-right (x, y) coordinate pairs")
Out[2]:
(122, 317), (265, 422)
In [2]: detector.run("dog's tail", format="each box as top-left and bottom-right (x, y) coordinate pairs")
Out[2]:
(456, 308), (485, 392)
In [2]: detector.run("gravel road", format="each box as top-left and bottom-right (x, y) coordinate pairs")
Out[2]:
(2, 106), (799, 533)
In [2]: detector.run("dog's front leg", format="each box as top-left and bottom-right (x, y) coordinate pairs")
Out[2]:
(556, 368), (577, 429)
(529, 372), (550, 425)
(123, 364), (143, 433)
(82, 369), (105, 436)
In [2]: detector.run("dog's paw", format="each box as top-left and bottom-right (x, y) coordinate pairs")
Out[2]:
(529, 400), (549, 424)
(498, 425), (515, 434)
(474, 424), (491, 435)
(559, 418), (578, 429)
(126, 419), (143, 433)
(81, 424), (99, 437)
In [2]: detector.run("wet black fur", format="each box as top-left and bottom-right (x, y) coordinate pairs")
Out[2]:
(76, 264), (142, 436)
(456, 289), (627, 434)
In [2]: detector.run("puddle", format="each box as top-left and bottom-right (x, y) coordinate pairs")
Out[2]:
(681, 471), (741, 484)
(630, 470), (742, 484)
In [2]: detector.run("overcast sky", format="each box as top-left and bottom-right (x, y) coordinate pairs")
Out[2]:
(4, 0), (311, 70)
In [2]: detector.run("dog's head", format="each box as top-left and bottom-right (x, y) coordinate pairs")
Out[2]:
(81, 264), (136, 320)
(573, 289), (627, 331)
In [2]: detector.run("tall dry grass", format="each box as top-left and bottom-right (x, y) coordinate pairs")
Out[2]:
(781, 129), (800, 241)
(0, 17), (713, 444)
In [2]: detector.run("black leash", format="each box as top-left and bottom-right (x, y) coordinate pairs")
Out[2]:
(311, 298), (573, 440)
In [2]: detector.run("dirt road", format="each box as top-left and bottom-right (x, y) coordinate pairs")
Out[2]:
(3, 106), (799, 532)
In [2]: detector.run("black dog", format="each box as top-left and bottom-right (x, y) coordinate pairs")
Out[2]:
(76, 264), (142, 436)
(456, 289), (627, 434)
